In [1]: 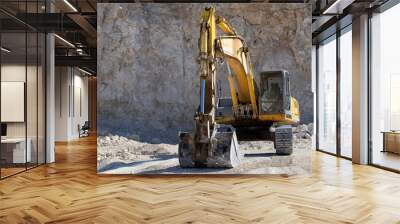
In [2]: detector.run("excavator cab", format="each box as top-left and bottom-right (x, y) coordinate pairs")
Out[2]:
(259, 71), (292, 118)
(216, 70), (299, 125)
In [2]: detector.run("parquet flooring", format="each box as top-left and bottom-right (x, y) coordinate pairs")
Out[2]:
(0, 135), (400, 223)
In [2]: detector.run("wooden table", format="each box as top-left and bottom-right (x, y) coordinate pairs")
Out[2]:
(382, 131), (400, 154)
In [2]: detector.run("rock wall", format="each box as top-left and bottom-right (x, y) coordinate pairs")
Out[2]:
(98, 3), (312, 143)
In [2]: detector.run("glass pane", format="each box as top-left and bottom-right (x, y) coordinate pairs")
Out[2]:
(0, 1), (46, 178)
(38, 32), (45, 165)
(318, 37), (337, 154)
(27, 31), (38, 169)
(371, 4), (400, 171)
(340, 29), (352, 158)
(26, 0), (38, 169)
(1, 31), (27, 177)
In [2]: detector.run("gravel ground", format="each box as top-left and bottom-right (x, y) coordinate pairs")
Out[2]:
(97, 125), (312, 175)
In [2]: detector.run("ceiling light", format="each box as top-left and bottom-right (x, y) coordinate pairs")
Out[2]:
(76, 48), (85, 55)
(78, 67), (93, 76)
(54, 34), (75, 48)
(63, 0), (78, 12)
(322, 0), (355, 15)
(1, 47), (11, 53)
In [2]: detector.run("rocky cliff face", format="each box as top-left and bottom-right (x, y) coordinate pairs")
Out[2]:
(98, 3), (312, 143)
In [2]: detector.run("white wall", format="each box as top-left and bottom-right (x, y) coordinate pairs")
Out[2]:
(1, 65), (27, 140)
(1, 63), (46, 164)
(55, 67), (89, 141)
(1, 65), (38, 137)
(55, 67), (70, 141)
(71, 72), (89, 138)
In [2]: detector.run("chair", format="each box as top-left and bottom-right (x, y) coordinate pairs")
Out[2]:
(79, 121), (90, 138)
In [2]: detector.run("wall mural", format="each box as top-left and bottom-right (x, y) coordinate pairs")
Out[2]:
(97, 3), (313, 174)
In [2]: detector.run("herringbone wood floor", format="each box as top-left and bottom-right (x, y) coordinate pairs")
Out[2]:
(1, 135), (400, 224)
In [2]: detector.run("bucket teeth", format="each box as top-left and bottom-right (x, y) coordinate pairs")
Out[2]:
(178, 124), (241, 168)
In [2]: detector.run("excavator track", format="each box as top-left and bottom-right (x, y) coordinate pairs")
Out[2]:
(274, 125), (293, 155)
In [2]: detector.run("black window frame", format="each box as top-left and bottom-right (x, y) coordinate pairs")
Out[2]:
(315, 22), (353, 161)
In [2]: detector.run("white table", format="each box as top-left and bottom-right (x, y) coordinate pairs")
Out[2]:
(1, 138), (31, 163)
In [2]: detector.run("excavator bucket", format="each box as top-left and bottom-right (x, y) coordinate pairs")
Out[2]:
(178, 124), (241, 168)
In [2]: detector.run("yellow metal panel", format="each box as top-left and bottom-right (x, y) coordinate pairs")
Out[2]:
(218, 37), (251, 104)
(246, 74), (258, 117)
(216, 16), (236, 35)
(228, 75), (238, 106)
(208, 8), (215, 58)
(215, 116), (235, 124)
(290, 97), (300, 122)
(258, 114), (297, 124)
(226, 57), (251, 103)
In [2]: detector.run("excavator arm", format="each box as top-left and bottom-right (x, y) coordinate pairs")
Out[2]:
(198, 7), (258, 126)
(179, 7), (245, 168)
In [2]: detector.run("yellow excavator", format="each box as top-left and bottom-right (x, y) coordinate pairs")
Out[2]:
(178, 7), (300, 168)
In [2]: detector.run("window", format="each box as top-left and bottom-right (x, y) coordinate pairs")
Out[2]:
(317, 36), (337, 154)
(370, 3), (400, 171)
(316, 25), (353, 159)
(340, 27), (352, 158)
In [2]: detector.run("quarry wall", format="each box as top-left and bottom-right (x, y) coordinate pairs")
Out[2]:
(98, 3), (312, 143)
